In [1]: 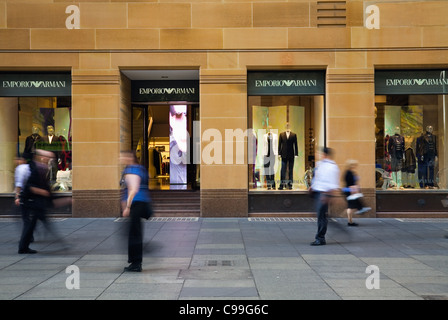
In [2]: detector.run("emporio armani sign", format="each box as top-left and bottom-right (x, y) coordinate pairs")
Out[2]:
(247, 71), (326, 95)
(375, 70), (448, 95)
(0, 73), (72, 97)
(385, 71), (448, 87)
(138, 87), (196, 95)
(132, 80), (199, 102)
(2, 80), (67, 88)
(254, 79), (318, 88)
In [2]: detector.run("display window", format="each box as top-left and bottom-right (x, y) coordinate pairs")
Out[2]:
(375, 95), (447, 190)
(374, 69), (448, 192)
(0, 96), (72, 193)
(248, 95), (325, 191)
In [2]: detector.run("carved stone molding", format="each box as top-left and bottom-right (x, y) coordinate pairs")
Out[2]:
(200, 74), (247, 85)
(327, 73), (374, 83)
(72, 74), (120, 85)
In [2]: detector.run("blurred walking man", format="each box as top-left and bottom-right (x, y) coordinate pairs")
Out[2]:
(18, 150), (55, 254)
(309, 147), (340, 246)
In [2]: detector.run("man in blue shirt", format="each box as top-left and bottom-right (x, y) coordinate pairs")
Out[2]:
(310, 147), (340, 246)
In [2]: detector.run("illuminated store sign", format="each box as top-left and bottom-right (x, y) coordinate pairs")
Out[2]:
(132, 80), (199, 102)
(375, 70), (448, 95)
(0, 73), (71, 96)
(248, 71), (325, 95)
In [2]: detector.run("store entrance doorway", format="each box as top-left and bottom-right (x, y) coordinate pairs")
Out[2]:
(131, 103), (200, 191)
(123, 69), (200, 216)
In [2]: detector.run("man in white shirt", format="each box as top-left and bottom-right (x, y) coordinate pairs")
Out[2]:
(310, 147), (340, 246)
(14, 157), (31, 206)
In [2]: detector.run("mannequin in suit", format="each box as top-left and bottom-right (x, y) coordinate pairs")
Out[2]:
(278, 123), (298, 190)
(263, 126), (278, 190)
(23, 125), (43, 161)
(36, 125), (60, 183)
(422, 125), (437, 188)
(388, 126), (404, 188)
(416, 125), (438, 188)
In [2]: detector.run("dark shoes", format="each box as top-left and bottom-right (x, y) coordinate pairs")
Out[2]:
(310, 240), (326, 246)
(348, 222), (359, 227)
(124, 263), (142, 272)
(18, 248), (37, 254)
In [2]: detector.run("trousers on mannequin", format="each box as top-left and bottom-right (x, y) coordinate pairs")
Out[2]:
(279, 157), (294, 190)
(419, 155), (436, 188)
(263, 133), (277, 190)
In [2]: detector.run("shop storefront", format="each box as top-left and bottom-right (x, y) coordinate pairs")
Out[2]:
(247, 71), (326, 214)
(374, 69), (448, 214)
(0, 72), (72, 215)
(0, 1), (447, 218)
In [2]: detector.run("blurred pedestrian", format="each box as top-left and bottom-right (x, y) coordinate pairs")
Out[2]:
(342, 160), (371, 226)
(309, 147), (340, 246)
(18, 150), (57, 254)
(120, 150), (153, 272)
(14, 156), (33, 243)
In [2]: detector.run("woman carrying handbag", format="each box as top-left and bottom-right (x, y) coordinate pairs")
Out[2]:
(342, 160), (371, 226)
(120, 150), (153, 272)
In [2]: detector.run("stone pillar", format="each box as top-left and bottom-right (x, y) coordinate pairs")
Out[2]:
(71, 68), (122, 217)
(199, 70), (248, 217)
(325, 64), (376, 217)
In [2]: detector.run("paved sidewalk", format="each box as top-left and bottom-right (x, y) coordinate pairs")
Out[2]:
(0, 216), (448, 300)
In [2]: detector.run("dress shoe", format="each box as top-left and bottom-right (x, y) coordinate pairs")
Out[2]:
(310, 240), (326, 246)
(347, 222), (359, 227)
(124, 263), (142, 272)
(18, 248), (37, 254)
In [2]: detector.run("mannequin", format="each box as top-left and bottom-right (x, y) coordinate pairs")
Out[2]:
(36, 125), (60, 183)
(424, 125), (437, 188)
(401, 128), (416, 188)
(416, 131), (426, 188)
(278, 122), (298, 190)
(388, 126), (404, 188)
(416, 125), (438, 188)
(263, 126), (278, 190)
(247, 129), (258, 188)
(23, 125), (43, 160)
(56, 131), (68, 170)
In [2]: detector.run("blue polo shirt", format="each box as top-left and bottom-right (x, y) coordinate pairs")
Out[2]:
(122, 165), (151, 203)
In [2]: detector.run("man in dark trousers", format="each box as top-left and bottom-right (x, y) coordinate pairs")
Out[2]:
(309, 147), (340, 246)
(278, 123), (298, 190)
(18, 149), (56, 254)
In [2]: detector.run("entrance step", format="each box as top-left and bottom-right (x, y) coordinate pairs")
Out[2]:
(150, 190), (200, 217)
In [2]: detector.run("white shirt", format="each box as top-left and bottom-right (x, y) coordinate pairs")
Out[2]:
(262, 132), (278, 156)
(15, 163), (31, 189)
(311, 159), (340, 192)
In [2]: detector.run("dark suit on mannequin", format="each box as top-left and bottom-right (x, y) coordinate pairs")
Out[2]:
(35, 126), (60, 184)
(278, 130), (298, 190)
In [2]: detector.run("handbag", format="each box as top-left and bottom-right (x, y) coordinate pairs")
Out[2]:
(347, 193), (363, 201)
